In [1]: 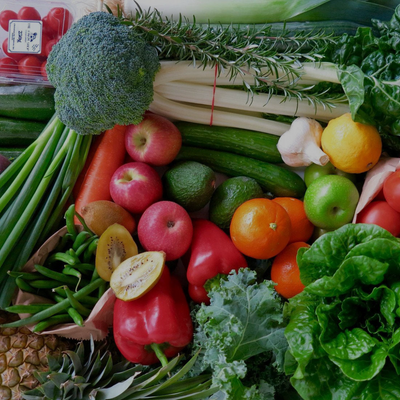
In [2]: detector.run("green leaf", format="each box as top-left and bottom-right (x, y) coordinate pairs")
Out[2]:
(330, 346), (388, 381)
(305, 256), (389, 297)
(290, 357), (364, 400)
(338, 64), (366, 118)
(317, 301), (377, 362)
(193, 268), (288, 399)
(48, 372), (71, 389)
(298, 223), (396, 286)
(95, 376), (136, 400)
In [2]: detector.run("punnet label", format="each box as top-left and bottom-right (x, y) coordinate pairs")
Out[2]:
(8, 19), (42, 54)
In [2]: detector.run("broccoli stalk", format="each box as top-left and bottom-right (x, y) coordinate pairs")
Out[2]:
(46, 12), (160, 136)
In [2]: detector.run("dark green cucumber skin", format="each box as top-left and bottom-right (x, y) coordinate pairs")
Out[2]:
(175, 146), (306, 198)
(175, 122), (283, 164)
(0, 117), (46, 146)
(0, 85), (55, 121)
(0, 148), (25, 161)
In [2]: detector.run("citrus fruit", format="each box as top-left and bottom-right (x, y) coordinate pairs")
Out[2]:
(162, 161), (216, 212)
(209, 176), (264, 229)
(272, 197), (314, 243)
(321, 113), (381, 174)
(270, 241), (309, 299)
(230, 198), (291, 259)
(110, 251), (165, 301)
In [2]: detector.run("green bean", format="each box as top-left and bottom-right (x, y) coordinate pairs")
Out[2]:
(65, 249), (81, 265)
(73, 209), (94, 236)
(64, 286), (91, 317)
(46, 252), (77, 266)
(52, 286), (67, 298)
(30, 280), (66, 290)
(78, 295), (100, 306)
(73, 263), (95, 275)
(0, 278), (104, 328)
(91, 267), (100, 283)
(7, 270), (43, 281)
(66, 307), (84, 327)
(64, 204), (78, 240)
(72, 230), (92, 252)
(53, 294), (66, 303)
(15, 277), (35, 293)
(5, 304), (54, 314)
(75, 235), (98, 257)
(33, 314), (72, 333)
(83, 238), (98, 263)
(98, 281), (107, 299)
(34, 264), (80, 286)
(54, 232), (74, 252)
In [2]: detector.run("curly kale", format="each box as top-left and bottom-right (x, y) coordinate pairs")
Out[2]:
(46, 11), (160, 135)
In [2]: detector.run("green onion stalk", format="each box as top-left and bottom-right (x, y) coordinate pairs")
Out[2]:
(0, 115), (91, 309)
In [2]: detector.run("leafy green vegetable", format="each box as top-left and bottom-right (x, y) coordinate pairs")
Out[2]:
(324, 5), (400, 153)
(191, 268), (288, 399)
(285, 224), (400, 400)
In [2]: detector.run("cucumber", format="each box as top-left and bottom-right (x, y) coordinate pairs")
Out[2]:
(175, 122), (282, 164)
(0, 84), (55, 121)
(0, 117), (47, 147)
(0, 148), (25, 161)
(175, 146), (306, 198)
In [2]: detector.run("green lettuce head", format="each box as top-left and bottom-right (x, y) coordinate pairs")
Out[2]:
(284, 223), (400, 400)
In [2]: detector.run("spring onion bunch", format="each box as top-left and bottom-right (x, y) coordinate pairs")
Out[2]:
(0, 116), (91, 309)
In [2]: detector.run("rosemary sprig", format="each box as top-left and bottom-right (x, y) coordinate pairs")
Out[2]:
(115, 2), (344, 108)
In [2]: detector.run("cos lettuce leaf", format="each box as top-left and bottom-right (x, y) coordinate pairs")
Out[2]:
(286, 223), (400, 400)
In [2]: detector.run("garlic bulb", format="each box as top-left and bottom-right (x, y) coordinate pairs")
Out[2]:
(277, 117), (329, 167)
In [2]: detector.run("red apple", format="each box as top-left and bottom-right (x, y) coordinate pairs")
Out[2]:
(125, 112), (182, 166)
(138, 201), (193, 261)
(109, 162), (163, 214)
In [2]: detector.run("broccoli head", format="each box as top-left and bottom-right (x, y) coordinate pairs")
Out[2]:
(46, 11), (160, 135)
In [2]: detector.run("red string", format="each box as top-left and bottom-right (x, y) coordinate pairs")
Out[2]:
(210, 64), (218, 126)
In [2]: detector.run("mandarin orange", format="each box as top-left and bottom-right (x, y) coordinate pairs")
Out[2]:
(230, 198), (291, 259)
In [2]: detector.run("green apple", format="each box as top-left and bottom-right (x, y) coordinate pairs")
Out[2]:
(304, 175), (359, 230)
(304, 162), (357, 187)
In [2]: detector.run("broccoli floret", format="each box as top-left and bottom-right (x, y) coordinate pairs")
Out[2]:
(46, 11), (160, 135)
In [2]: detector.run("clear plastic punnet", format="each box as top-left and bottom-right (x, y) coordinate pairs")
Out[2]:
(0, 0), (101, 85)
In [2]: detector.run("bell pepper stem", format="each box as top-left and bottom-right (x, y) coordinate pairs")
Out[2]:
(150, 343), (169, 367)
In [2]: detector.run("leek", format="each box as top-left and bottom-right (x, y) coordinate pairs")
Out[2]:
(0, 115), (91, 309)
(124, 0), (396, 24)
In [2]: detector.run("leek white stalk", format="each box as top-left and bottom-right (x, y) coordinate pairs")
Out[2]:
(155, 82), (349, 121)
(150, 61), (349, 136)
(149, 92), (290, 135)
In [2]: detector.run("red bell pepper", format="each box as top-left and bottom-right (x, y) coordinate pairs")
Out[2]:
(184, 219), (248, 304)
(113, 267), (193, 366)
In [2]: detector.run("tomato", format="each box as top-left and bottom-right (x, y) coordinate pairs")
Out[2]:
(2, 39), (24, 61)
(383, 171), (400, 213)
(0, 57), (18, 76)
(42, 15), (57, 38)
(37, 34), (51, 58)
(18, 55), (42, 75)
(44, 37), (59, 57)
(356, 201), (400, 237)
(46, 7), (73, 35)
(0, 10), (17, 31)
(17, 7), (41, 21)
(41, 60), (47, 79)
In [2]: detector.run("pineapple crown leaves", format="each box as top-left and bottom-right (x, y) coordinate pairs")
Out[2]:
(22, 338), (218, 400)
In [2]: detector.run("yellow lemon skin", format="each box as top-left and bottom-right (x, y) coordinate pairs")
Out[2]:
(321, 113), (382, 174)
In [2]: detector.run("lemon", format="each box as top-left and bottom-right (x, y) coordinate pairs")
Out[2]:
(321, 113), (382, 174)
